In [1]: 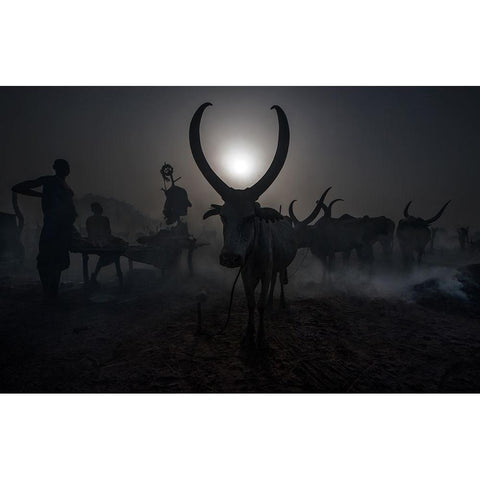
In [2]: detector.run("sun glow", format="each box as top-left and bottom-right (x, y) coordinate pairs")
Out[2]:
(224, 150), (256, 181)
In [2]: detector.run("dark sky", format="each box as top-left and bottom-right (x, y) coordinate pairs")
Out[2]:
(1, 87), (479, 230)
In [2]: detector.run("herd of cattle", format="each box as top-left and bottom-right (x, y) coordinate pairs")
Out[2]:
(190, 103), (479, 347)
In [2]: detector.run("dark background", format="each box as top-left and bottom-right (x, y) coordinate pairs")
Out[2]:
(1, 87), (478, 231)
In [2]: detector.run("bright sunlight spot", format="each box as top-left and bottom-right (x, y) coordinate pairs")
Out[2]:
(224, 150), (256, 181)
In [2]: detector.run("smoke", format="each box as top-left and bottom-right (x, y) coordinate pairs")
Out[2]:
(290, 252), (470, 302)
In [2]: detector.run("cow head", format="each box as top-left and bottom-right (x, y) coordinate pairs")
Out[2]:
(402, 200), (451, 226)
(190, 102), (289, 268)
(288, 187), (332, 247)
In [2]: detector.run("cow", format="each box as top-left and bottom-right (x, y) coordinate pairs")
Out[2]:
(290, 189), (373, 274)
(288, 187), (337, 273)
(0, 192), (24, 264)
(189, 102), (297, 349)
(340, 215), (395, 264)
(396, 200), (450, 267)
(314, 199), (375, 272)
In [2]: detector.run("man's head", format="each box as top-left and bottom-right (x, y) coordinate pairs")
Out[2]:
(91, 202), (103, 215)
(53, 159), (70, 178)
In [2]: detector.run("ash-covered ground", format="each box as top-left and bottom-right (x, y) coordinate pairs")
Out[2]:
(1, 249), (480, 393)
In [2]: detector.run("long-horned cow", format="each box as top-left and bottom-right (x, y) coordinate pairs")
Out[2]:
(189, 103), (297, 348)
(397, 200), (450, 267)
(289, 188), (374, 273)
(288, 187), (336, 270)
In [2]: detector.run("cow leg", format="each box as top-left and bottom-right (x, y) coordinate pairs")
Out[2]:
(267, 272), (277, 310)
(257, 274), (271, 348)
(417, 249), (424, 265)
(361, 244), (374, 275)
(279, 269), (287, 309)
(383, 238), (393, 262)
(329, 253), (336, 272)
(241, 271), (257, 348)
(321, 255), (329, 284)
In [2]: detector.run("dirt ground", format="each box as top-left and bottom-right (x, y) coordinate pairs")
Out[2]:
(1, 258), (480, 393)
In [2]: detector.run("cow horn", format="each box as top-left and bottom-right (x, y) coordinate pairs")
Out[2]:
(326, 198), (344, 218)
(248, 105), (290, 200)
(423, 201), (451, 224)
(317, 186), (334, 216)
(403, 201), (412, 218)
(288, 200), (299, 225)
(189, 103), (232, 199)
(302, 200), (324, 225)
(289, 186), (332, 226)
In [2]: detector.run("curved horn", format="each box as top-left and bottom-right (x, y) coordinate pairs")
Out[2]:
(316, 186), (334, 215)
(326, 198), (344, 218)
(403, 201), (412, 218)
(318, 186), (333, 206)
(302, 200), (325, 225)
(289, 187), (332, 226)
(248, 105), (290, 200)
(189, 103), (231, 199)
(12, 192), (24, 233)
(288, 200), (299, 225)
(424, 200), (451, 224)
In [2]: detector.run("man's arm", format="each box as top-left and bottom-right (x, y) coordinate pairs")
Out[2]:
(12, 177), (46, 198)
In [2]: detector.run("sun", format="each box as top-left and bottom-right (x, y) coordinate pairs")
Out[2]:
(224, 150), (256, 181)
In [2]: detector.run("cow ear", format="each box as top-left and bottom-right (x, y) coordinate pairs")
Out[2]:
(203, 204), (222, 220)
(203, 209), (219, 220)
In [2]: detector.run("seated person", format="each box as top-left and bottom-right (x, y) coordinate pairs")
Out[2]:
(87, 202), (113, 247)
(85, 202), (127, 285)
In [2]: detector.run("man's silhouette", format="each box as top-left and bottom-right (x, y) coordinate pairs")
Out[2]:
(12, 159), (77, 300)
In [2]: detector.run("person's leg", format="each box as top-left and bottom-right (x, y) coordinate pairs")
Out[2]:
(48, 268), (61, 298)
(37, 265), (49, 296)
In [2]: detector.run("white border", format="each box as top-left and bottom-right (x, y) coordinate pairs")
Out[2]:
(2, 1), (480, 479)
(0, 394), (479, 479)
(2, 1), (480, 85)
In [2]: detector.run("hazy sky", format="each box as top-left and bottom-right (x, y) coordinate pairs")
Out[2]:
(1, 87), (479, 230)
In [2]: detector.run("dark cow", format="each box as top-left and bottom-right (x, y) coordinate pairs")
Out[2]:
(397, 200), (450, 267)
(190, 102), (297, 348)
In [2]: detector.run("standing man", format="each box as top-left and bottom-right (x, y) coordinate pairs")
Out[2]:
(12, 159), (77, 300)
